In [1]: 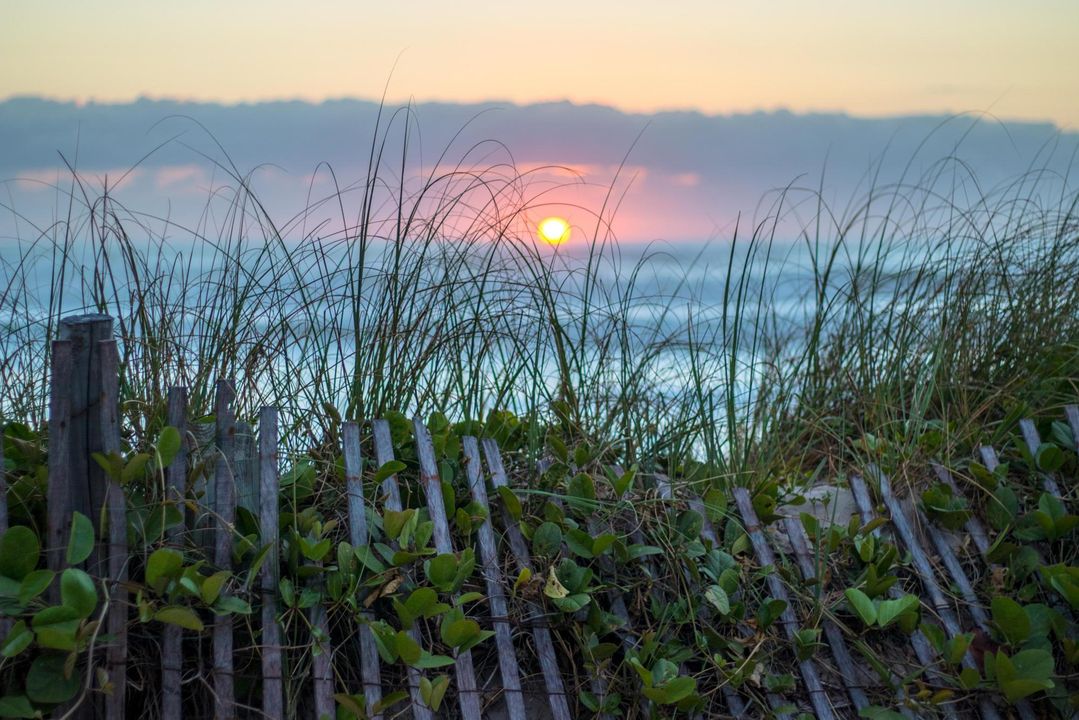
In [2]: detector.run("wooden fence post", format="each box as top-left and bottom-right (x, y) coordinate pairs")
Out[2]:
(212, 379), (237, 720)
(412, 418), (483, 719)
(58, 314), (113, 576)
(99, 340), (128, 720)
(732, 487), (836, 720)
(161, 387), (188, 720)
(343, 422), (383, 719)
(259, 407), (285, 720)
(482, 438), (574, 720)
(462, 436), (526, 720)
(372, 420), (433, 720)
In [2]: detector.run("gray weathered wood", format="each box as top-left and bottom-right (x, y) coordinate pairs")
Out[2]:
(978, 445), (1075, 630)
(46, 340), (73, 581)
(259, 407), (284, 720)
(99, 340), (127, 720)
(879, 468), (990, 632)
(59, 314), (113, 577)
(685, 495), (749, 717)
(931, 462), (990, 556)
(372, 420), (433, 720)
(782, 516), (871, 712)
(848, 476), (957, 715)
(928, 466), (1037, 720)
(732, 488), (836, 720)
(650, 475), (705, 720)
(482, 438), (573, 720)
(462, 436), (527, 720)
(855, 473), (1000, 720)
(343, 422), (382, 719)
(1019, 419), (1063, 499)
(1065, 405), (1079, 450)
(161, 387), (187, 720)
(212, 379), (236, 720)
(160, 388), (187, 720)
(413, 418), (483, 719)
(309, 579), (335, 720)
(234, 421), (259, 512)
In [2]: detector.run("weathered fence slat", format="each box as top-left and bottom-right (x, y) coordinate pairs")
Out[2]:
(309, 567), (335, 720)
(978, 445), (1075, 629)
(685, 494), (750, 717)
(161, 387), (188, 720)
(212, 379), (237, 720)
(848, 475), (960, 720)
(860, 472), (1001, 720)
(782, 516), (871, 712)
(691, 488), (790, 719)
(46, 340), (73, 581)
(412, 418), (483, 718)
(59, 314), (113, 576)
(234, 421), (259, 512)
(482, 439), (574, 720)
(372, 419), (434, 720)
(882, 469), (990, 632)
(732, 487), (837, 720)
(343, 422), (383, 719)
(1066, 405), (1079, 449)
(99, 341), (128, 720)
(650, 475), (705, 720)
(259, 407), (285, 720)
(931, 462), (990, 556)
(462, 436), (527, 720)
(1018, 418), (1063, 499)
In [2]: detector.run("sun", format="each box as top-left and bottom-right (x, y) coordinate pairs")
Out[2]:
(538, 216), (571, 245)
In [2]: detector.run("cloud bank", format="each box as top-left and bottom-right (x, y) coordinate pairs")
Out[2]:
(2, 96), (1076, 242)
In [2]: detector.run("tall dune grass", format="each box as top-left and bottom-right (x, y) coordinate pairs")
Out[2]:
(1, 115), (1077, 497)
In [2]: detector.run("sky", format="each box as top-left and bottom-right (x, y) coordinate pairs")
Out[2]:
(4, 0), (1078, 127)
(2, 1), (1078, 243)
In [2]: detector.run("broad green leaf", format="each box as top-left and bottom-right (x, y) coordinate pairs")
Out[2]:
(395, 629), (422, 665)
(216, 595), (252, 615)
(26, 654), (80, 704)
(156, 426), (182, 468)
(877, 595), (918, 628)
(201, 570), (230, 605)
(0, 694), (35, 718)
(991, 596), (1031, 646)
(441, 618), (481, 648)
(0, 526), (39, 581)
(60, 568), (97, 618)
(704, 585), (730, 615)
(146, 548), (184, 593)
(30, 605), (80, 650)
(994, 649), (1055, 703)
(550, 593), (590, 613)
(154, 606), (205, 631)
(0, 621), (33, 658)
(17, 569), (54, 606)
(496, 486), (522, 521)
(373, 460), (406, 485)
(426, 553), (459, 592)
(532, 522), (563, 557)
(845, 588), (877, 626)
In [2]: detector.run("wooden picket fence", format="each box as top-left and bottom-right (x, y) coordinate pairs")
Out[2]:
(17, 314), (1079, 718)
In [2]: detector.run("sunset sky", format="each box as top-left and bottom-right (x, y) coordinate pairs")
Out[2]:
(4, 0), (1078, 127)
